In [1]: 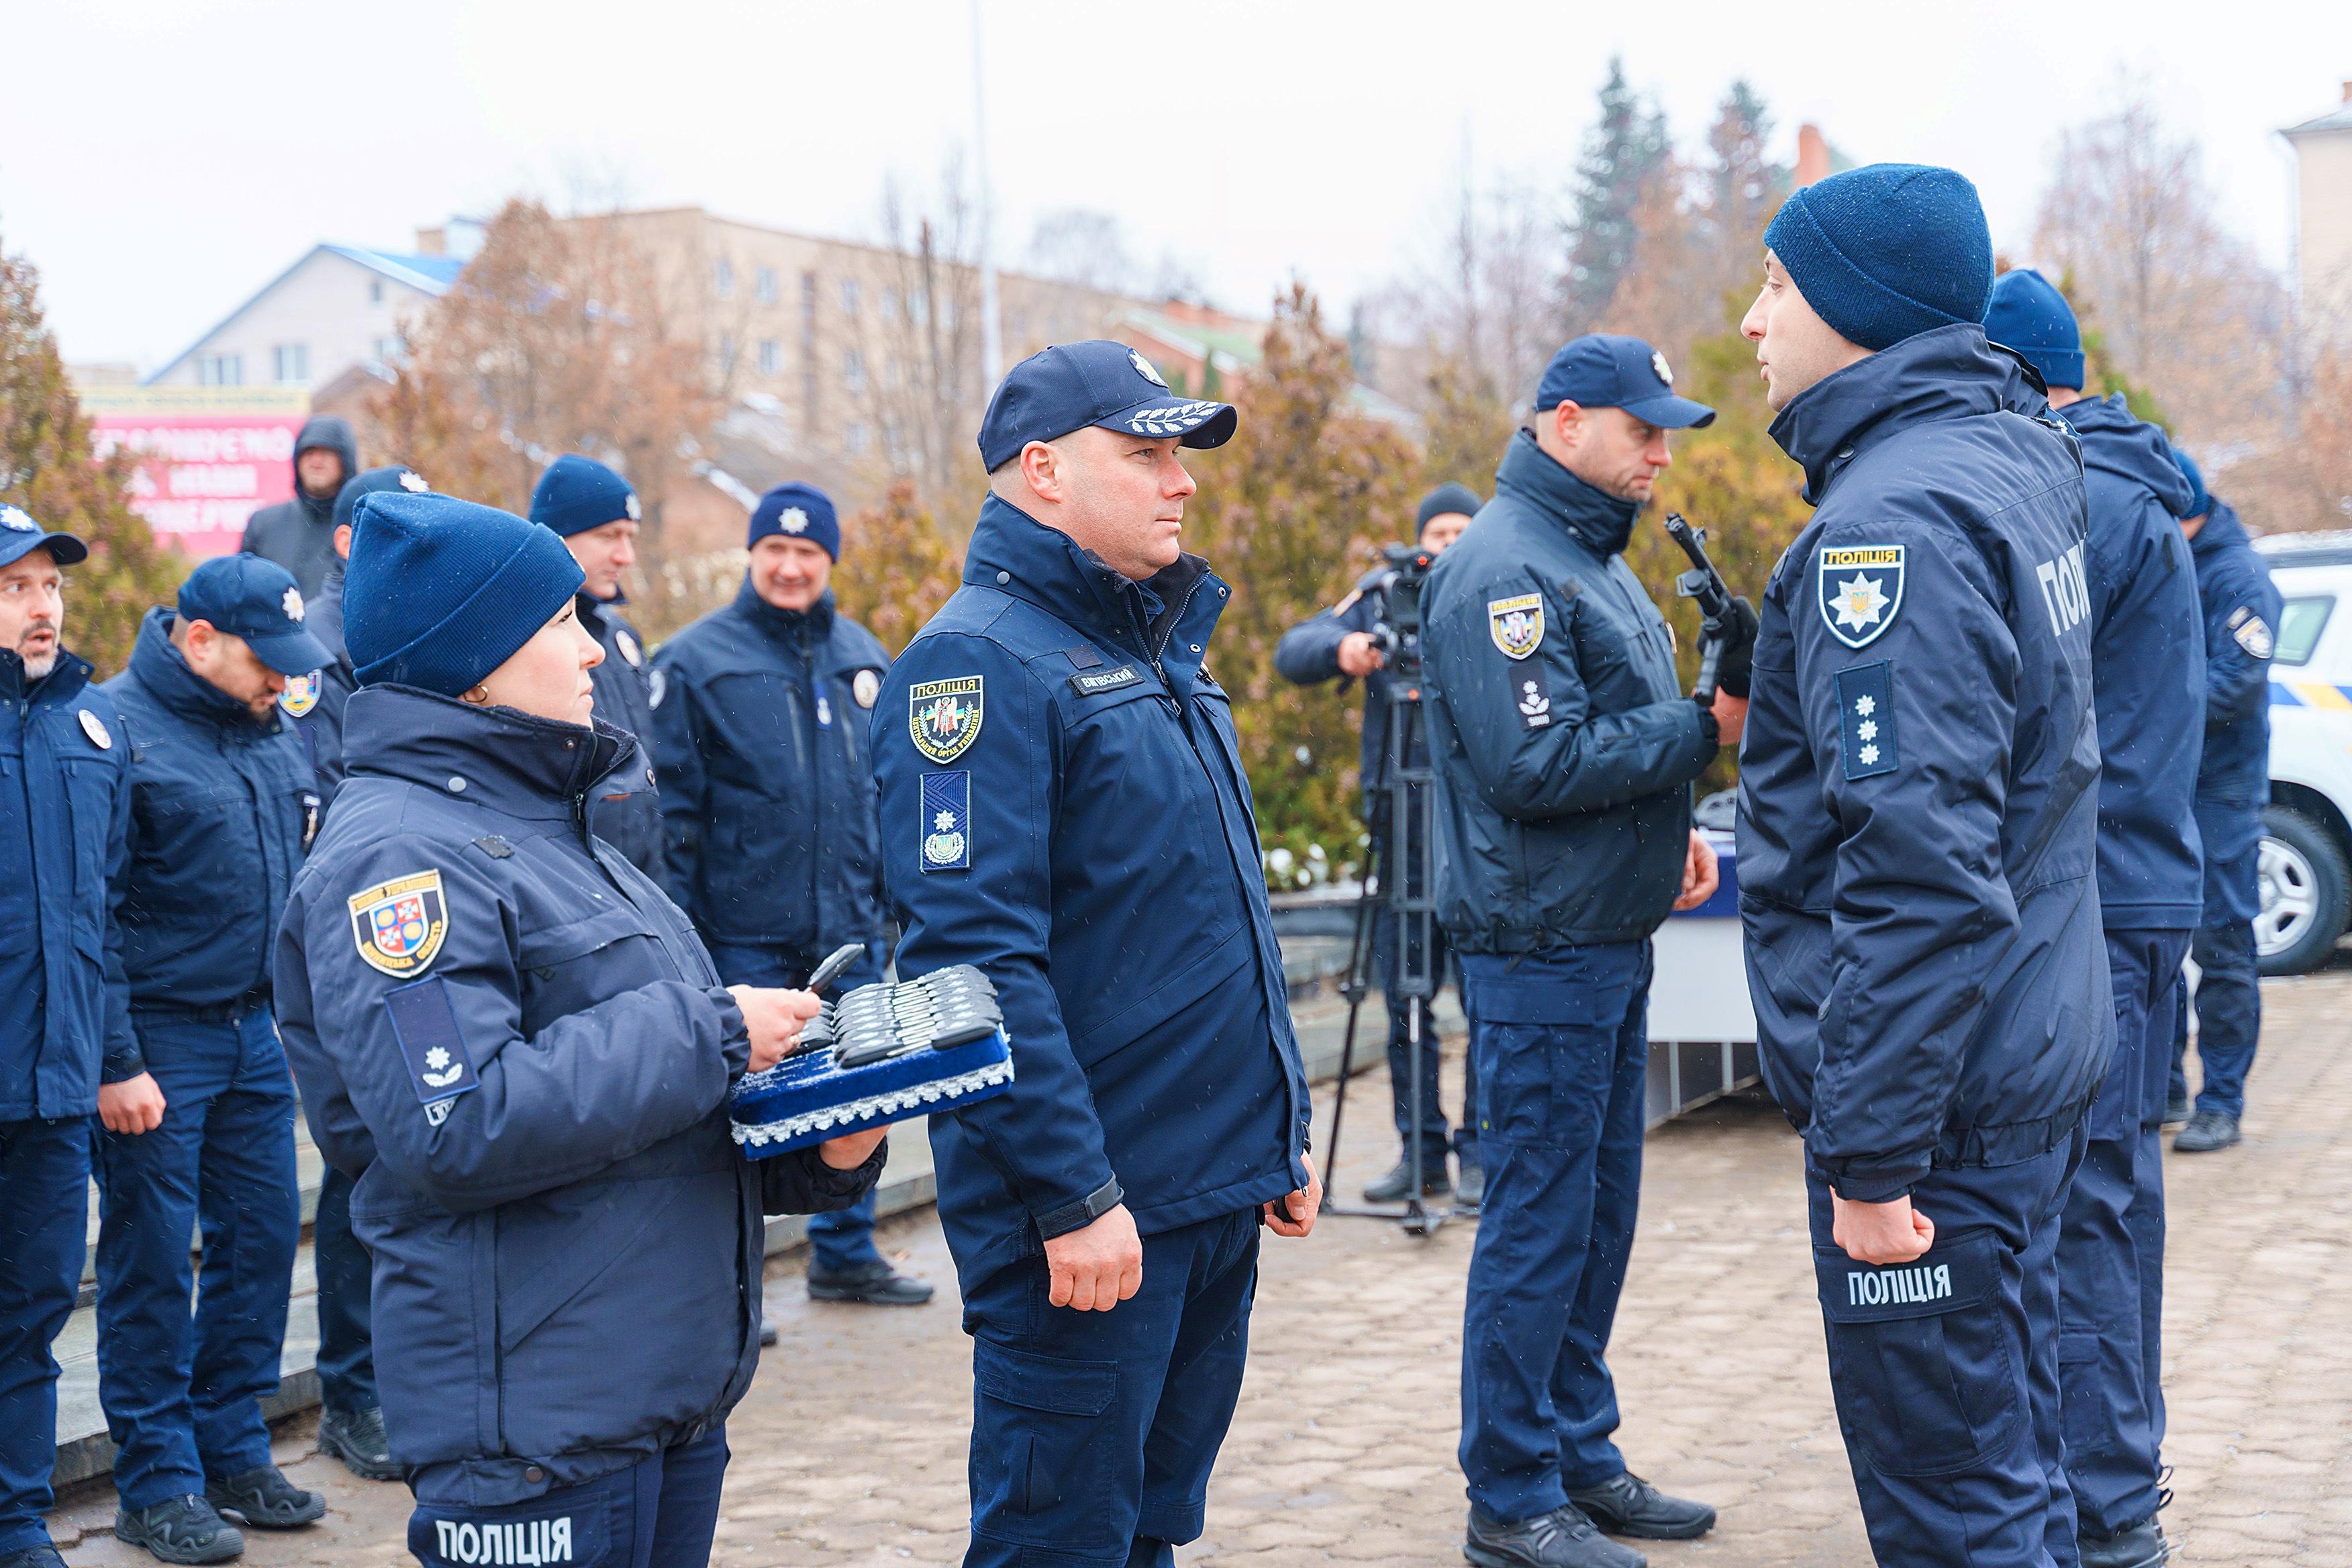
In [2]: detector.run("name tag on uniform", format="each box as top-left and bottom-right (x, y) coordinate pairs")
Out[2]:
(1069, 665), (1144, 697)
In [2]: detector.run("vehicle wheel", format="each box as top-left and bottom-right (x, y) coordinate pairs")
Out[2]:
(2255, 806), (2351, 975)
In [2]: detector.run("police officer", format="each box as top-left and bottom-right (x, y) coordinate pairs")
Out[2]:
(530, 455), (661, 876)
(1422, 336), (1732, 1567)
(650, 482), (926, 1307)
(1986, 269), (2204, 1568)
(240, 415), (358, 600)
(97, 556), (332, 1563)
(873, 341), (1319, 1568)
(1736, 165), (2108, 1567)
(1276, 483), (1481, 1207)
(2167, 451), (2280, 1156)
(0, 505), (136, 1568)
(274, 487), (885, 1568)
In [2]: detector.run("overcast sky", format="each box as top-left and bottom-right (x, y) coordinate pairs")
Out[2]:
(9, 0), (2348, 373)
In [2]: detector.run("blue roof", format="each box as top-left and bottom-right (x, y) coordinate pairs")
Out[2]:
(320, 246), (467, 293)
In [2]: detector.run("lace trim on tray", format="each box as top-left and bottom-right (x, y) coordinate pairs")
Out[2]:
(730, 1057), (1016, 1148)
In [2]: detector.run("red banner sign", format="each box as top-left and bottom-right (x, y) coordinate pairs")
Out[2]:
(81, 387), (311, 560)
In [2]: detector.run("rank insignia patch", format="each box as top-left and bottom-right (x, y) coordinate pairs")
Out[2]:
(920, 771), (971, 872)
(1515, 665), (1554, 730)
(910, 676), (983, 763)
(381, 977), (479, 1118)
(280, 672), (321, 718)
(1835, 663), (1898, 781)
(1819, 546), (1906, 650)
(1487, 593), (1545, 660)
(347, 870), (450, 977)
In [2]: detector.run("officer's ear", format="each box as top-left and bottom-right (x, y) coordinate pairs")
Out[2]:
(334, 523), (354, 560)
(1017, 439), (1069, 507)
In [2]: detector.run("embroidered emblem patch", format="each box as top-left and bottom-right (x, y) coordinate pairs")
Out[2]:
(909, 676), (983, 763)
(347, 870), (450, 978)
(2233, 614), (2273, 659)
(781, 506), (810, 534)
(615, 628), (642, 668)
(0, 505), (36, 532)
(1818, 545), (1906, 650)
(1130, 350), (1169, 388)
(1070, 665), (1144, 696)
(79, 708), (112, 750)
(381, 977), (479, 1116)
(1515, 665), (1554, 730)
(1836, 663), (1898, 781)
(1487, 594), (1545, 660)
(921, 771), (971, 872)
(852, 668), (880, 709)
(1652, 350), (1674, 385)
(280, 672), (321, 718)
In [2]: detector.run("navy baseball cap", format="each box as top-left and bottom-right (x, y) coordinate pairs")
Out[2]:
(0, 503), (89, 571)
(177, 554), (331, 677)
(977, 340), (1237, 472)
(1534, 335), (1716, 429)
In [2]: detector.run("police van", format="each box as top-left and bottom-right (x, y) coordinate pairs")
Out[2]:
(2253, 530), (2352, 973)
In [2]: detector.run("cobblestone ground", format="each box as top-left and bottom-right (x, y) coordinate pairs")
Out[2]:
(53, 972), (2352, 1566)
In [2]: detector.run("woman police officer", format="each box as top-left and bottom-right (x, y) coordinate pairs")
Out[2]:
(274, 488), (886, 1568)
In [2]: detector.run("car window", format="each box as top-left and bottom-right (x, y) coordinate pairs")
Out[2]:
(2274, 596), (2333, 667)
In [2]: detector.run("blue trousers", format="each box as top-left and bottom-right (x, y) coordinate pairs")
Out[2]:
(95, 1006), (301, 1508)
(1808, 1126), (2088, 1568)
(960, 1208), (1259, 1568)
(1457, 942), (1651, 1523)
(2059, 930), (2188, 1536)
(0, 1115), (89, 1556)
(1373, 914), (1476, 1170)
(313, 1163), (377, 1414)
(707, 940), (887, 1274)
(408, 1425), (730, 1568)
(2172, 799), (2262, 1118)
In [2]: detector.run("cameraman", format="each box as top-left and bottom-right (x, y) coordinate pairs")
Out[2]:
(1276, 484), (1480, 1207)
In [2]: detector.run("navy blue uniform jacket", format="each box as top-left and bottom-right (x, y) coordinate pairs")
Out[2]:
(2187, 501), (2279, 810)
(104, 610), (317, 1010)
(650, 584), (889, 950)
(0, 646), (137, 1118)
(273, 685), (880, 1504)
(1736, 326), (2114, 1202)
(2059, 393), (2206, 930)
(577, 591), (661, 877)
(873, 497), (1311, 1292)
(1421, 431), (1718, 952)
(285, 552), (356, 818)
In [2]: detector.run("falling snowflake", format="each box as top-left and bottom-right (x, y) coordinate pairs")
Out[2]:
(1855, 695), (1876, 718)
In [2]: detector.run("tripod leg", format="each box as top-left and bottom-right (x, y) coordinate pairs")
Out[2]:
(1404, 996), (1428, 1231)
(1323, 880), (1380, 1210)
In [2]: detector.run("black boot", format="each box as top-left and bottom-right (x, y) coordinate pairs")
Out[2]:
(1362, 1157), (1450, 1204)
(115, 1495), (244, 1564)
(1563, 1471), (1715, 1540)
(205, 1465), (326, 1530)
(1464, 1504), (1645, 1568)
(2079, 1514), (2169, 1568)
(2161, 1091), (2190, 1128)
(318, 1404), (401, 1481)
(1455, 1157), (1486, 1213)
(806, 1258), (935, 1305)
(2173, 1108), (2241, 1152)
(0, 1545), (70, 1568)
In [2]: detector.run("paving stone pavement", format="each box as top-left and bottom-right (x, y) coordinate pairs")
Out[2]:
(52, 971), (2352, 1565)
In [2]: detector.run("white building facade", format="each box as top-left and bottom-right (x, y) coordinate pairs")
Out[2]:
(146, 244), (464, 389)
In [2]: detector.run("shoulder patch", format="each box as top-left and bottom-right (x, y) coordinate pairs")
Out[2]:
(1487, 593), (1545, 660)
(1819, 546), (1906, 650)
(1069, 665), (1144, 697)
(2233, 614), (2273, 659)
(347, 870), (451, 977)
(279, 672), (321, 718)
(79, 707), (113, 750)
(909, 676), (984, 763)
(1835, 663), (1898, 781)
(381, 977), (479, 1120)
(920, 771), (971, 871)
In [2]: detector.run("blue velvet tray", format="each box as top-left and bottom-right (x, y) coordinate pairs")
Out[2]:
(728, 1026), (1014, 1157)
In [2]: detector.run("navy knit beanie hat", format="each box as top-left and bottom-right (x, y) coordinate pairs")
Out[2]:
(2171, 450), (2211, 520)
(531, 454), (640, 538)
(1763, 164), (1994, 352)
(1983, 269), (2085, 391)
(748, 482), (841, 560)
(1416, 483), (1481, 535)
(345, 489), (586, 695)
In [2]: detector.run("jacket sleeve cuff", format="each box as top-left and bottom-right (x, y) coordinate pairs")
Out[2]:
(707, 987), (751, 1080)
(760, 1136), (888, 1215)
(1820, 1157), (1928, 1205)
(1034, 1177), (1124, 1242)
(101, 1047), (146, 1084)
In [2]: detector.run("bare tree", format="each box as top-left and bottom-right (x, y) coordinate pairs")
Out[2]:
(850, 155), (990, 512)
(1026, 209), (1138, 295)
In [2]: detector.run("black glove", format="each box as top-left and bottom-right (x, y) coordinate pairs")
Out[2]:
(1701, 595), (1759, 700)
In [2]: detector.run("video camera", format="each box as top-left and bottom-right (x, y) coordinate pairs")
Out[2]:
(1365, 542), (1438, 677)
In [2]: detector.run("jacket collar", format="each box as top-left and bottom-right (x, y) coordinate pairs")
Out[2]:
(2190, 499), (2249, 560)
(732, 577), (834, 644)
(0, 646), (93, 709)
(963, 493), (1222, 666)
(1491, 430), (1641, 558)
(129, 608), (275, 736)
(2056, 394), (2196, 514)
(342, 683), (636, 821)
(1769, 324), (2049, 505)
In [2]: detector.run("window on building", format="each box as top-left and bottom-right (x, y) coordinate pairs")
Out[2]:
(842, 351), (867, 393)
(369, 279), (384, 305)
(843, 422), (870, 455)
(714, 258), (735, 298)
(757, 339), (781, 376)
(273, 344), (309, 383)
(839, 279), (861, 316)
(756, 266), (779, 305)
(373, 336), (403, 366)
(908, 289), (929, 327)
(882, 289), (901, 320)
(197, 353), (244, 387)
(719, 334), (738, 374)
